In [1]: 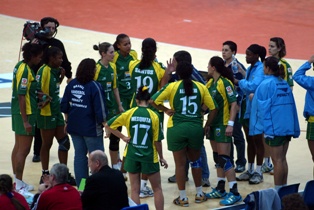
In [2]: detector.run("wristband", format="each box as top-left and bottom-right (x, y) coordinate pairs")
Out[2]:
(227, 120), (234, 126)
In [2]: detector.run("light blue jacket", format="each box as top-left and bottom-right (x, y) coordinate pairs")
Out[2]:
(239, 61), (264, 119)
(293, 61), (314, 118)
(249, 75), (300, 137)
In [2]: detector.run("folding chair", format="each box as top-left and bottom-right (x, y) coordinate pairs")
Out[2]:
(121, 203), (149, 210)
(303, 179), (314, 209)
(277, 183), (300, 200)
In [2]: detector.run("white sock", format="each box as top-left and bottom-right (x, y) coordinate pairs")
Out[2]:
(140, 180), (147, 190)
(256, 165), (262, 174)
(13, 174), (16, 183)
(15, 178), (24, 190)
(264, 157), (271, 166)
(248, 163), (255, 173)
(112, 164), (120, 170)
(217, 177), (226, 182)
(179, 190), (187, 200)
(196, 186), (202, 195)
(275, 185), (282, 191)
(229, 181), (237, 189)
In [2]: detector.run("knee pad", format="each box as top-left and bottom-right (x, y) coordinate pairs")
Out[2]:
(109, 136), (120, 151)
(213, 152), (220, 168)
(218, 155), (233, 172)
(190, 157), (202, 169)
(58, 135), (70, 151)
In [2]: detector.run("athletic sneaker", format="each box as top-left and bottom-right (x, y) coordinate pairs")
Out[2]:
(173, 196), (189, 207)
(219, 192), (242, 206)
(249, 172), (263, 184)
(202, 178), (211, 187)
(16, 181), (34, 192)
(205, 188), (227, 199)
(235, 165), (245, 173)
(236, 171), (253, 181)
(139, 186), (154, 198)
(195, 192), (208, 203)
(270, 169), (274, 175)
(261, 163), (273, 173)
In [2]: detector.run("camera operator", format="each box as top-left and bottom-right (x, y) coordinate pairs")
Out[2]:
(32, 17), (72, 83)
(30, 17), (73, 175)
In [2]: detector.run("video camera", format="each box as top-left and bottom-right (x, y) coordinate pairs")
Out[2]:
(23, 21), (50, 45)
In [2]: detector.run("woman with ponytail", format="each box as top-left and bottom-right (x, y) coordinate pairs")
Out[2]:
(204, 56), (242, 206)
(105, 86), (168, 210)
(151, 61), (217, 207)
(0, 174), (29, 210)
(250, 56), (300, 190)
(235, 44), (266, 185)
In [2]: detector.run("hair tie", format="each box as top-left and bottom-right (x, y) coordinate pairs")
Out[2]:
(142, 86), (148, 91)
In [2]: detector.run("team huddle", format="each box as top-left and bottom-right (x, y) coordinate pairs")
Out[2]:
(3, 16), (314, 210)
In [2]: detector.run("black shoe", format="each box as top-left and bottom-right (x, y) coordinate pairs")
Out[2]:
(168, 174), (189, 183)
(32, 155), (41, 162)
(235, 165), (245, 173)
(67, 173), (76, 186)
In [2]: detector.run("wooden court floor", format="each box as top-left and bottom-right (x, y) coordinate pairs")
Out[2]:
(0, 1), (314, 208)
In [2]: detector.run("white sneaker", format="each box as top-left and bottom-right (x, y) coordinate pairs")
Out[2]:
(139, 186), (154, 198)
(17, 181), (34, 192)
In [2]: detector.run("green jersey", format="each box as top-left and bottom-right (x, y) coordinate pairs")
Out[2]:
(94, 61), (118, 118)
(113, 50), (137, 98)
(107, 106), (163, 163)
(280, 58), (294, 87)
(206, 76), (237, 126)
(152, 80), (217, 128)
(36, 64), (61, 116)
(11, 61), (37, 115)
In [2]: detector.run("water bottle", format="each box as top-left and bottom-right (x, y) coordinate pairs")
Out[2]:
(231, 55), (238, 74)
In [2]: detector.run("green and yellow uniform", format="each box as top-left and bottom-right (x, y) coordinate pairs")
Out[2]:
(94, 61), (118, 119)
(36, 64), (64, 129)
(11, 61), (37, 135)
(107, 106), (163, 174)
(152, 81), (217, 151)
(113, 50), (138, 110)
(206, 76), (237, 142)
(280, 58), (294, 87)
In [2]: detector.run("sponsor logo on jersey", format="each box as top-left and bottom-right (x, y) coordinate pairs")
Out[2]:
(226, 86), (234, 96)
(215, 128), (221, 137)
(36, 75), (40, 82)
(287, 67), (292, 73)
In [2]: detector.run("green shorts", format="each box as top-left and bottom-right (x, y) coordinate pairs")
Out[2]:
(306, 122), (314, 140)
(37, 112), (65, 129)
(124, 158), (160, 174)
(12, 114), (36, 135)
(265, 136), (291, 146)
(167, 122), (204, 151)
(120, 96), (132, 110)
(209, 125), (232, 143)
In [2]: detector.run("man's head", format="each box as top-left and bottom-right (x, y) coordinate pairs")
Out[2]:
(49, 163), (69, 186)
(88, 150), (108, 175)
(40, 17), (59, 38)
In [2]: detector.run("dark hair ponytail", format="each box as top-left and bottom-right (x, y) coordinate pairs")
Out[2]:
(264, 56), (285, 79)
(176, 61), (193, 96)
(139, 38), (156, 70)
(136, 86), (151, 101)
(209, 56), (234, 84)
(0, 174), (26, 210)
(113, 34), (129, 51)
(247, 44), (266, 62)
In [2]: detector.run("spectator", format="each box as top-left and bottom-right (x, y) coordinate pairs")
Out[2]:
(32, 163), (82, 210)
(0, 174), (30, 210)
(81, 150), (129, 210)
